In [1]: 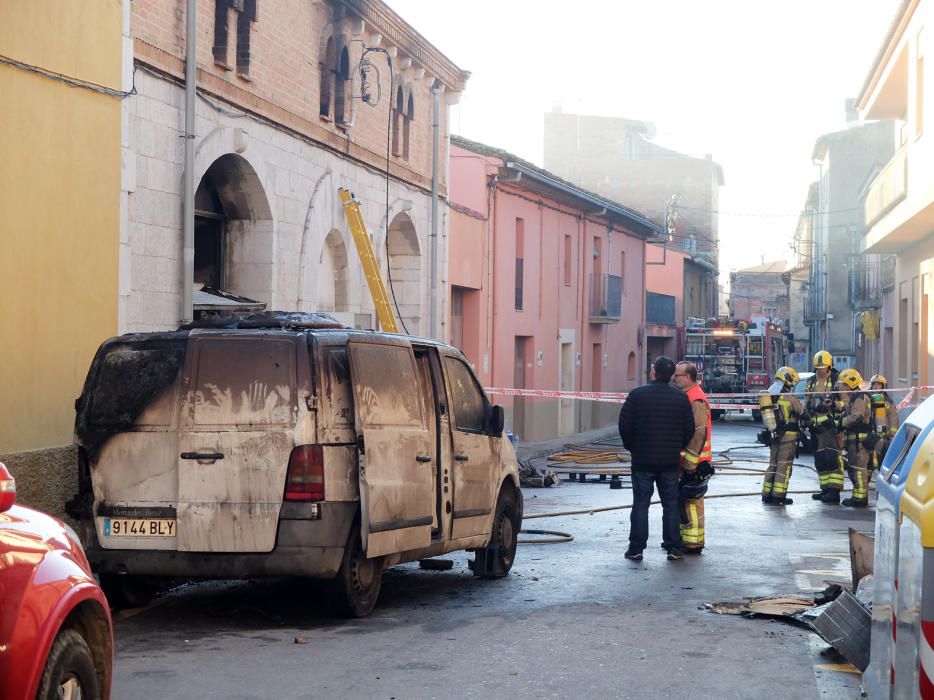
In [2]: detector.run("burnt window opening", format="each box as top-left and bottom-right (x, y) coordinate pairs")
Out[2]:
(83, 340), (187, 434)
(319, 36), (336, 119)
(213, 0), (257, 76)
(334, 46), (350, 125)
(403, 92), (414, 160)
(195, 174), (226, 289)
(391, 85), (404, 156)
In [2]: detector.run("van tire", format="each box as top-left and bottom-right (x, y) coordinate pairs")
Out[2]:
(99, 573), (156, 609)
(36, 628), (100, 700)
(475, 486), (521, 578)
(331, 525), (383, 618)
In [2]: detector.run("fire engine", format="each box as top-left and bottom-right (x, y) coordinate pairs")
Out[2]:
(680, 315), (786, 415)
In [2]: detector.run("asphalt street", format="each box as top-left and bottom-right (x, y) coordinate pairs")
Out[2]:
(110, 417), (873, 699)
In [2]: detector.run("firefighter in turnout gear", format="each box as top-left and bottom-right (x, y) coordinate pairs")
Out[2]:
(674, 362), (713, 554)
(869, 374), (900, 470)
(807, 350), (845, 504)
(758, 366), (809, 505)
(837, 368), (872, 508)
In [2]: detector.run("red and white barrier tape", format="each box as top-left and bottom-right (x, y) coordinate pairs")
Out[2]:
(485, 385), (933, 410)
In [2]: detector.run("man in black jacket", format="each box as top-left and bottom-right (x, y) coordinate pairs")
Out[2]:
(619, 356), (695, 561)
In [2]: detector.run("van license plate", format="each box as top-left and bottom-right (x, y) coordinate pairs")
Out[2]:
(103, 518), (176, 537)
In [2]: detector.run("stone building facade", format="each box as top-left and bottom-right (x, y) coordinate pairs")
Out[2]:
(124, 0), (468, 335)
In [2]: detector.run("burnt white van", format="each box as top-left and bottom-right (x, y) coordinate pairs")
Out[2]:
(68, 312), (522, 617)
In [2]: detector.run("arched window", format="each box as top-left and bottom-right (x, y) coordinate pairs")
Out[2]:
(403, 92), (415, 160)
(391, 85), (404, 156)
(319, 36), (335, 119)
(335, 46), (350, 125)
(627, 352), (637, 380)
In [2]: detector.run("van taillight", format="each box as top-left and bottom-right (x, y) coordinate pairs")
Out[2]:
(285, 445), (324, 502)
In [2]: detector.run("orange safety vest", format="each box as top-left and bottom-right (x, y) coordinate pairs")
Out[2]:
(684, 384), (713, 464)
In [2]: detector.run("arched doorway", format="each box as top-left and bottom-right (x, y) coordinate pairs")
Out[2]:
(385, 212), (422, 334)
(194, 154), (273, 304)
(317, 228), (349, 312)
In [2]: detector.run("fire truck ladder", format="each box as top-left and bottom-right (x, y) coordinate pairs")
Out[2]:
(338, 187), (399, 333)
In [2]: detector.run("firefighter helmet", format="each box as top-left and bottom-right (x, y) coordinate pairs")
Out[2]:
(838, 368), (863, 390)
(775, 366), (800, 388)
(870, 373), (888, 389)
(813, 350), (832, 369)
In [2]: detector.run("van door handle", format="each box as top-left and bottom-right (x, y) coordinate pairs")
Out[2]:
(416, 455), (432, 463)
(454, 454), (469, 462)
(181, 451), (224, 461)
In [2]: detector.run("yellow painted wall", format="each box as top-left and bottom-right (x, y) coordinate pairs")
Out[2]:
(0, 2), (123, 453)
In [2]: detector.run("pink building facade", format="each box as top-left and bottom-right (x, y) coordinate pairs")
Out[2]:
(645, 246), (688, 366)
(449, 137), (661, 441)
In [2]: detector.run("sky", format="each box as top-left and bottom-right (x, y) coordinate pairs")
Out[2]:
(385, 0), (903, 281)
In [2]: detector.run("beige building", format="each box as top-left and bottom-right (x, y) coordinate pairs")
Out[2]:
(728, 261), (790, 324)
(856, 0), (934, 390)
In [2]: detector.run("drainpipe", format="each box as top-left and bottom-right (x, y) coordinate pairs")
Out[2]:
(430, 79), (443, 338)
(181, 0), (197, 324)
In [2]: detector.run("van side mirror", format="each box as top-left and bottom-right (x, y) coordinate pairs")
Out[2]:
(487, 405), (505, 437)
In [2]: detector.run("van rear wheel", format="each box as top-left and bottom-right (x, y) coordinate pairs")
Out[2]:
(475, 486), (521, 578)
(331, 526), (383, 618)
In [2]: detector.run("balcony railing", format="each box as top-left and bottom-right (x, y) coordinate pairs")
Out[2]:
(589, 273), (622, 323)
(865, 146), (908, 229)
(848, 254), (882, 309)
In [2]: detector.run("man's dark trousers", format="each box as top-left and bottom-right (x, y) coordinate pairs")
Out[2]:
(629, 470), (681, 552)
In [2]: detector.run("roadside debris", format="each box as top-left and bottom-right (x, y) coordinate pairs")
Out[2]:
(418, 559), (455, 571)
(706, 596), (815, 620)
(797, 589), (871, 671)
(848, 528), (874, 588)
(706, 530), (875, 674)
(518, 462), (560, 488)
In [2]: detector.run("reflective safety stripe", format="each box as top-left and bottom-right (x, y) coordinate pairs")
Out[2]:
(847, 432), (869, 440)
(680, 502), (704, 547)
(852, 467), (868, 500)
(773, 470), (793, 495)
(686, 385), (713, 461)
(682, 450), (699, 465)
(762, 481), (774, 495)
(819, 471), (845, 488)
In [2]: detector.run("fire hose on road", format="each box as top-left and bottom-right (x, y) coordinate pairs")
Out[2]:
(517, 489), (823, 544)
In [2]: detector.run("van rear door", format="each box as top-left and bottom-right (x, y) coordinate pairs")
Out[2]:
(177, 333), (300, 552)
(78, 336), (186, 551)
(347, 339), (434, 557)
